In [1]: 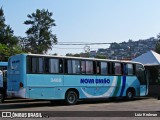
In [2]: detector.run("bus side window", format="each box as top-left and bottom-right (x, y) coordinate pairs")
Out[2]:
(66, 59), (81, 74)
(81, 60), (94, 74)
(113, 63), (122, 75)
(30, 57), (44, 73)
(31, 57), (37, 73)
(45, 58), (63, 74)
(67, 60), (72, 74)
(49, 58), (59, 73)
(100, 62), (108, 75)
(125, 64), (134, 75)
(38, 58), (44, 73)
(86, 61), (93, 74)
(72, 60), (80, 74)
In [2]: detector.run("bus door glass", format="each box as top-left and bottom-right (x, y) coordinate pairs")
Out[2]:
(136, 64), (147, 96)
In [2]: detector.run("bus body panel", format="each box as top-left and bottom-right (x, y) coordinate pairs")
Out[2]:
(26, 74), (64, 99)
(79, 76), (141, 98)
(25, 75), (142, 99)
(7, 54), (27, 98)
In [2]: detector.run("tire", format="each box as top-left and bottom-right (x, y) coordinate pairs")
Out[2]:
(158, 96), (160, 100)
(126, 89), (134, 100)
(65, 91), (78, 105)
(0, 92), (4, 103)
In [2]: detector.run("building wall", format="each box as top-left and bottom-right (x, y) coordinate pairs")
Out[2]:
(145, 66), (160, 97)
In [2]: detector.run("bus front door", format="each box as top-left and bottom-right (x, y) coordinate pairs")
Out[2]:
(137, 68), (148, 96)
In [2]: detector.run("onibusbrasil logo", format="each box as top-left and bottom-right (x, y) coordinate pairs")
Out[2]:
(1, 112), (44, 118)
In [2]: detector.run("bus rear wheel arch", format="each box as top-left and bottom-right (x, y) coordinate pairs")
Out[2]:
(65, 89), (79, 105)
(126, 88), (135, 100)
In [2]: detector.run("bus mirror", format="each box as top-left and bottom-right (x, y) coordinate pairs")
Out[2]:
(138, 68), (144, 72)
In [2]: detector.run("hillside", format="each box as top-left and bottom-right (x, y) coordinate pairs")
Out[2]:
(90, 37), (158, 60)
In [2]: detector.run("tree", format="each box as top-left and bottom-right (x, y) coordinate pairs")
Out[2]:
(0, 7), (18, 47)
(0, 7), (22, 61)
(0, 7), (5, 30)
(66, 53), (81, 57)
(24, 9), (57, 54)
(95, 54), (107, 59)
(0, 43), (23, 61)
(110, 42), (121, 49)
(155, 33), (160, 54)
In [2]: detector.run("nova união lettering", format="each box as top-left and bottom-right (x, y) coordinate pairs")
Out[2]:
(95, 78), (110, 84)
(80, 78), (94, 84)
(80, 78), (110, 84)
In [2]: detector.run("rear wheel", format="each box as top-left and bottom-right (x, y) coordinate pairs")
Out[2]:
(126, 89), (134, 100)
(0, 92), (4, 103)
(65, 91), (78, 105)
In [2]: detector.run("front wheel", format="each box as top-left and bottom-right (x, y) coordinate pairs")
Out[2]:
(0, 92), (4, 103)
(65, 91), (78, 105)
(126, 89), (134, 100)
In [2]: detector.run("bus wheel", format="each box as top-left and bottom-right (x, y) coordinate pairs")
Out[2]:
(65, 91), (78, 105)
(158, 96), (160, 100)
(0, 92), (4, 103)
(126, 89), (134, 100)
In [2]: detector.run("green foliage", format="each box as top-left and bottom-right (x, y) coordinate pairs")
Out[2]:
(24, 9), (57, 54)
(0, 7), (18, 47)
(0, 7), (5, 29)
(110, 42), (121, 49)
(95, 54), (107, 59)
(65, 53), (107, 59)
(155, 33), (160, 54)
(155, 42), (160, 54)
(66, 53), (81, 57)
(0, 7), (22, 61)
(0, 44), (23, 61)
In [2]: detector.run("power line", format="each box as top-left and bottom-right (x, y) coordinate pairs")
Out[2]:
(53, 42), (111, 51)
(56, 42), (112, 45)
(52, 47), (100, 50)
(53, 47), (84, 49)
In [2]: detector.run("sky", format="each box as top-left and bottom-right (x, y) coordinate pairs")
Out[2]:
(1, 0), (160, 55)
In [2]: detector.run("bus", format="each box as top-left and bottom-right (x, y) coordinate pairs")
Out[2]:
(0, 62), (8, 103)
(6, 54), (148, 105)
(0, 62), (8, 71)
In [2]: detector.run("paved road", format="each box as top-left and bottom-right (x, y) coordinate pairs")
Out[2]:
(0, 97), (160, 120)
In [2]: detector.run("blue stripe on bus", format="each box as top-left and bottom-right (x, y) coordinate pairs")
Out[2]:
(120, 76), (126, 96)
